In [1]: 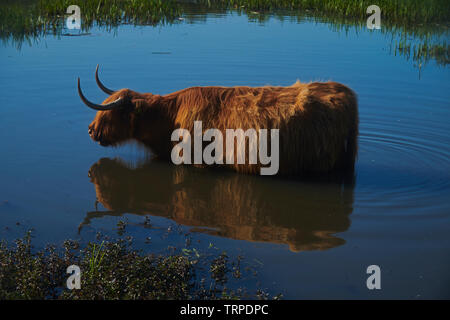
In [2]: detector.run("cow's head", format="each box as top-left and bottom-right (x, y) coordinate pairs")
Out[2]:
(78, 65), (156, 146)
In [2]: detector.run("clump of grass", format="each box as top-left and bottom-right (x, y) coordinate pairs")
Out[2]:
(200, 0), (450, 24)
(0, 0), (182, 47)
(87, 241), (106, 279)
(0, 229), (276, 300)
(197, 0), (449, 67)
(0, 0), (448, 66)
(389, 31), (449, 67)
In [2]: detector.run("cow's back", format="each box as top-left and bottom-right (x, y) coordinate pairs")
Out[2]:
(171, 82), (358, 175)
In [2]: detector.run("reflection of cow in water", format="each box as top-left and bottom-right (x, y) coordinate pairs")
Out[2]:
(83, 158), (355, 252)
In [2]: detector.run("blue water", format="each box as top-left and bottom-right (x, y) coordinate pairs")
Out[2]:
(0, 12), (449, 298)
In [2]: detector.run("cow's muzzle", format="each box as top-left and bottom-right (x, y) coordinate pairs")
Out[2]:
(88, 125), (109, 146)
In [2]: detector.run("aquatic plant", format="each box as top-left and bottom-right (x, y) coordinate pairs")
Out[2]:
(0, 0), (182, 48)
(87, 241), (106, 278)
(200, 0), (450, 24)
(0, 229), (275, 300)
(0, 0), (448, 66)
(197, 0), (449, 67)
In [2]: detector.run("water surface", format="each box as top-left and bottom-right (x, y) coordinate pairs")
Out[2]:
(0, 10), (449, 299)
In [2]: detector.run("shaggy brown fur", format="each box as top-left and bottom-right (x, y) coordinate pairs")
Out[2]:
(88, 81), (358, 175)
(82, 158), (354, 252)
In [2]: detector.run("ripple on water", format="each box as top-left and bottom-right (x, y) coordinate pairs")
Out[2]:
(355, 112), (450, 216)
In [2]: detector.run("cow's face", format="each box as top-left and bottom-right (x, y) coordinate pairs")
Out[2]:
(78, 66), (156, 146)
(87, 89), (139, 146)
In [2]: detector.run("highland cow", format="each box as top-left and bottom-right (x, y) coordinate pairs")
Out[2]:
(78, 65), (358, 175)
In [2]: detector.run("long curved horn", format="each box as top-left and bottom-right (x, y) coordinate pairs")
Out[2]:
(95, 64), (115, 95)
(78, 78), (124, 111)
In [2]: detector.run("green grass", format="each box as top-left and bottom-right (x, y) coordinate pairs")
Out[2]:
(200, 0), (450, 24)
(0, 229), (278, 299)
(0, 0), (448, 66)
(200, 0), (449, 67)
(0, 0), (182, 47)
(87, 241), (106, 279)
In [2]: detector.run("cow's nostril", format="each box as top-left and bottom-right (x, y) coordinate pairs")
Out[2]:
(88, 128), (93, 134)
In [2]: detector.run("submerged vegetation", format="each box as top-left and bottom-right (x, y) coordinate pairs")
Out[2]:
(0, 227), (276, 299)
